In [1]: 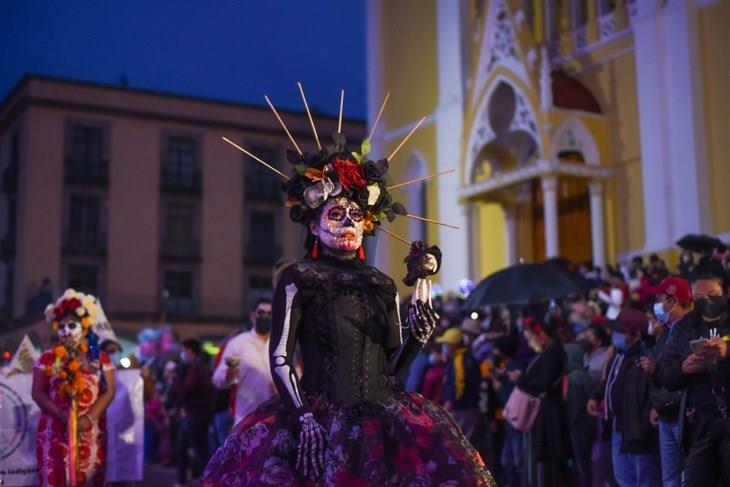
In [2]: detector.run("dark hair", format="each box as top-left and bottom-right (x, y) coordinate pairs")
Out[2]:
(691, 257), (728, 291)
(182, 338), (202, 356)
(586, 324), (610, 347)
(493, 334), (518, 358)
(252, 297), (272, 312)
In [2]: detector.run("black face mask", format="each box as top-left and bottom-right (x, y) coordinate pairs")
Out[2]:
(254, 316), (272, 335)
(696, 296), (727, 321)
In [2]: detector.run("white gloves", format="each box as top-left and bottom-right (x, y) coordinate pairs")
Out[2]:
(296, 412), (326, 479)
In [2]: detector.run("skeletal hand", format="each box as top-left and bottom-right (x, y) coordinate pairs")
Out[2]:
(407, 299), (439, 345)
(296, 412), (326, 479)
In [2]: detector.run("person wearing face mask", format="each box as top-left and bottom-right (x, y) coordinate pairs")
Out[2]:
(587, 308), (661, 487)
(641, 277), (691, 487)
(212, 297), (276, 425)
(658, 259), (730, 486)
(517, 317), (571, 487)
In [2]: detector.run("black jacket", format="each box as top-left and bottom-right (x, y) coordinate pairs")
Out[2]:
(658, 312), (730, 447)
(518, 339), (571, 463)
(595, 343), (657, 454)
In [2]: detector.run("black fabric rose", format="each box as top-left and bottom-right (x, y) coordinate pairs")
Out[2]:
(290, 205), (309, 223)
(363, 159), (389, 183)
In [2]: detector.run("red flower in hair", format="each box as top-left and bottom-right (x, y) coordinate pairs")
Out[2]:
(333, 157), (366, 191)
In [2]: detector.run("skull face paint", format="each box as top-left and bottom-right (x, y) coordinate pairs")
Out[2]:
(57, 318), (84, 345)
(311, 197), (365, 252)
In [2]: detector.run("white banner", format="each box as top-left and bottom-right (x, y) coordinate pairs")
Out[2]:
(0, 369), (144, 486)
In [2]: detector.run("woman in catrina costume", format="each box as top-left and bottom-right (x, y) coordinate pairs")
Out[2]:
(33, 290), (116, 487)
(203, 89), (496, 486)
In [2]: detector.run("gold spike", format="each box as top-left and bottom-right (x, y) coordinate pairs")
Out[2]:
(405, 214), (460, 229)
(337, 89), (345, 134)
(221, 137), (290, 180)
(387, 169), (456, 190)
(367, 91), (390, 141)
(388, 116), (426, 161)
(377, 225), (411, 246)
(297, 81), (321, 151)
(264, 95), (303, 155)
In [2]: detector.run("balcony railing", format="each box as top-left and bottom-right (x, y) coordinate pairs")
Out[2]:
(160, 168), (202, 193)
(63, 230), (107, 255)
(244, 244), (282, 267)
(64, 158), (109, 185)
(160, 238), (201, 260)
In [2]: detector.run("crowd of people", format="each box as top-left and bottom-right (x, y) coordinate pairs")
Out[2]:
(126, 246), (730, 487)
(398, 249), (730, 487)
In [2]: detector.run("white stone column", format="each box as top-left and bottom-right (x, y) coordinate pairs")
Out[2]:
(542, 175), (559, 258)
(633, 0), (710, 252)
(435, 0), (468, 291)
(589, 180), (606, 268)
(503, 205), (518, 266)
(463, 201), (477, 281)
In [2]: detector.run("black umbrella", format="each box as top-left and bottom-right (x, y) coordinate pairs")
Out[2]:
(676, 234), (727, 254)
(463, 262), (591, 309)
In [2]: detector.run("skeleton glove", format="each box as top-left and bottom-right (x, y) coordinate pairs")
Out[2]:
(407, 286), (439, 345)
(296, 412), (327, 479)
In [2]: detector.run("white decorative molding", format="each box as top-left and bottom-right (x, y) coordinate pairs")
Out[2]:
(552, 117), (601, 165)
(465, 75), (541, 183)
(459, 159), (612, 200)
(471, 0), (530, 105)
(599, 13), (616, 41)
(575, 26), (588, 50)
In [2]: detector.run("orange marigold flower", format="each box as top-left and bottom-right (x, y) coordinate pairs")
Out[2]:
(68, 359), (81, 372)
(79, 343), (89, 353)
(52, 321), (59, 332)
(53, 345), (66, 358)
(44, 366), (53, 377)
(81, 317), (91, 329)
(59, 371), (68, 380)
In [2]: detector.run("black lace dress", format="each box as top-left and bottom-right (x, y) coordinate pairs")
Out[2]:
(203, 256), (496, 486)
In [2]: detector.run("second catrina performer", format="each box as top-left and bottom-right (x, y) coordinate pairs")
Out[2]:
(203, 93), (496, 486)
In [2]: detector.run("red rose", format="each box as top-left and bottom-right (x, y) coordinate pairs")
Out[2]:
(333, 158), (366, 191)
(54, 305), (63, 318)
(66, 298), (81, 311)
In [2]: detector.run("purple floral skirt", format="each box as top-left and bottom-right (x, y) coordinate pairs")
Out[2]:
(202, 392), (496, 486)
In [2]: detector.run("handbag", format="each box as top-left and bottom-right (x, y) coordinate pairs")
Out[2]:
(503, 385), (544, 432)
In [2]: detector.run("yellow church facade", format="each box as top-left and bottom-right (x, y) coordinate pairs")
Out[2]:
(366, 0), (730, 292)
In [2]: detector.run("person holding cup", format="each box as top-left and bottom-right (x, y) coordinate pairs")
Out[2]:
(212, 298), (276, 425)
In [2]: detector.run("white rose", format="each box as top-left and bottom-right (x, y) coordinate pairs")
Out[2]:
(44, 304), (56, 321)
(75, 307), (86, 317)
(367, 184), (381, 206)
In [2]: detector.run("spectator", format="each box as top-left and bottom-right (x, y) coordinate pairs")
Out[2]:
(437, 327), (483, 448)
(578, 323), (610, 384)
(490, 335), (523, 487)
(420, 345), (446, 404)
(642, 277), (691, 487)
(518, 318), (571, 487)
(588, 308), (660, 487)
(212, 298), (276, 424)
(564, 343), (593, 487)
(659, 261), (730, 486)
(173, 338), (212, 487)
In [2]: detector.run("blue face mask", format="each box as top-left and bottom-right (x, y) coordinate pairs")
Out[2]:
(612, 332), (630, 353)
(653, 301), (670, 324)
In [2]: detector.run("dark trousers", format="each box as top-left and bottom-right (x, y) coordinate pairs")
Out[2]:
(683, 415), (730, 487)
(176, 413), (210, 483)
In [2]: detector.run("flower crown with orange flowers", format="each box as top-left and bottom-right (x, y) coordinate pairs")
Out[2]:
(44, 289), (99, 332)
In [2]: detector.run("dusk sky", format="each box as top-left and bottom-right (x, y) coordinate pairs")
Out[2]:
(1, 0), (367, 119)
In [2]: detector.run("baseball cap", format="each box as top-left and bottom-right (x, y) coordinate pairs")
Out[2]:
(608, 308), (649, 335)
(434, 327), (462, 346)
(646, 276), (691, 305)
